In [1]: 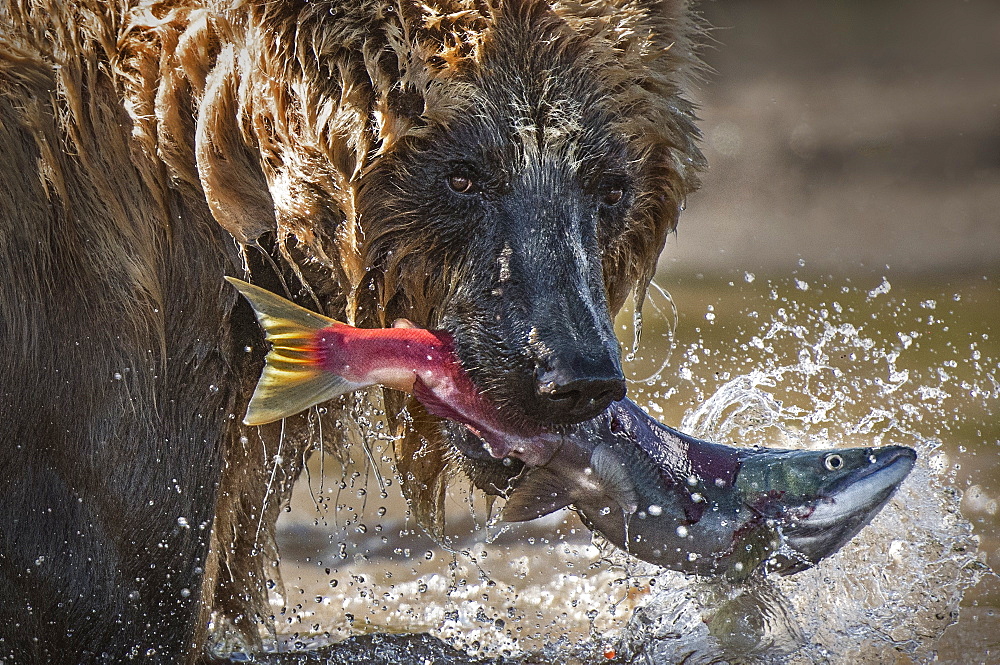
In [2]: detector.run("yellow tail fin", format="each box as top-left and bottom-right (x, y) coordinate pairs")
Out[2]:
(226, 277), (364, 425)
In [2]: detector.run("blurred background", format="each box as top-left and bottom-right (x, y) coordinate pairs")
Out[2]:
(667, 0), (1000, 276)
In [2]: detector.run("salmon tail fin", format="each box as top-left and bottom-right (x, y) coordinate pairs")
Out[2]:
(225, 277), (364, 425)
(225, 276), (338, 335)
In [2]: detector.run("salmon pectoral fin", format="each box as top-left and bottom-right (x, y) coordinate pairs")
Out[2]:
(591, 444), (639, 514)
(501, 468), (573, 522)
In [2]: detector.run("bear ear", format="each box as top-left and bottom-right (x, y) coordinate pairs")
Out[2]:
(386, 85), (426, 123)
(196, 50), (276, 244)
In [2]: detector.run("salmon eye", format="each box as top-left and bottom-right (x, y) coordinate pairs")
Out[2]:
(447, 174), (475, 194)
(824, 454), (844, 471)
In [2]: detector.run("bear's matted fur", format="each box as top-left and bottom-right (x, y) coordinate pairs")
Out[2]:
(0, 0), (704, 662)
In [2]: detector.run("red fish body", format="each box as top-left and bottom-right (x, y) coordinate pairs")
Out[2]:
(227, 278), (555, 465)
(311, 323), (456, 394)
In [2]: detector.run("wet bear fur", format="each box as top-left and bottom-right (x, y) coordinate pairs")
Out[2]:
(0, 0), (704, 662)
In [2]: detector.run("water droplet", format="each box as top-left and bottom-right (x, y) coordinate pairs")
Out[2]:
(868, 277), (892, 298)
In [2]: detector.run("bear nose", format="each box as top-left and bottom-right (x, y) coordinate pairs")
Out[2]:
(534, 361), (626, 424)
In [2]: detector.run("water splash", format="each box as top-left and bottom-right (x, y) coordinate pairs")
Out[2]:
(270, 273), (996, 664)
(618, 274), (993, 664)
(619, 279), (679, 384)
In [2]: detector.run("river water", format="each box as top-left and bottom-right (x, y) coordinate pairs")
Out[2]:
(266, 270), (998, 664)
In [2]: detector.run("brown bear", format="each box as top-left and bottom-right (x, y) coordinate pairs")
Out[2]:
(0, 0), (704, 662)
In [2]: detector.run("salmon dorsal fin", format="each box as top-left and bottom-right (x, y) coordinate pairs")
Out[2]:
(225, 277), (364, 425)
(501, 468), (573, 522)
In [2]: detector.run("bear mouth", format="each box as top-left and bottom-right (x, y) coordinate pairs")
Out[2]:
(441, 318), (626, 431)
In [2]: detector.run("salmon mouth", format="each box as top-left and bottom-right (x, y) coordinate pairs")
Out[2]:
(772, 445), (916, 574)
(807, 446), (917, 527)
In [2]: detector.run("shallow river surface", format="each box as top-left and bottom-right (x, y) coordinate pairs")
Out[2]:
(248, 270), (997, 664)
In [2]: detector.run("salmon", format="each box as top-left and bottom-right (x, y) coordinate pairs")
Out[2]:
(228, 277), (916, 576)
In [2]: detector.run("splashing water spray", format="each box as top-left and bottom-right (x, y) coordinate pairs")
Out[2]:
(262, 273), (994, 664)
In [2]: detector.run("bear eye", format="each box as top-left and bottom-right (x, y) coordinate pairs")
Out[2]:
(823, 454), (844, 471)
(598, 173), (628, 207)
(603, 187), (624, 206)
(447, 174), (475, 194)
